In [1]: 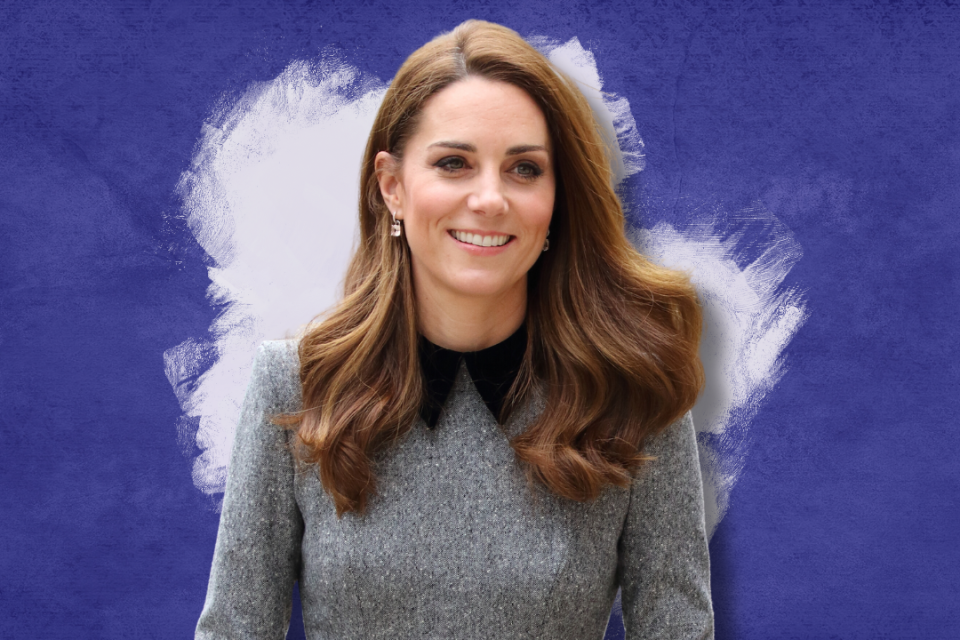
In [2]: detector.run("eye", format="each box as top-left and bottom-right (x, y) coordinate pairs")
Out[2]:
(435, 156), (467, 172)
(514, 161), (543, 180)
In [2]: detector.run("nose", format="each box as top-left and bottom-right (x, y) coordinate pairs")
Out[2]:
(466, 168), (508, 215)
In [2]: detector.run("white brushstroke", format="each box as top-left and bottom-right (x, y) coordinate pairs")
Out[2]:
(166, 39), (806, 530)
(167, 58), (385, 496)
(630, 206), (808, 536)
(530, 36), (645, 184)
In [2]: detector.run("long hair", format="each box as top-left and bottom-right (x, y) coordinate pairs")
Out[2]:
(278, 20), (704, 516)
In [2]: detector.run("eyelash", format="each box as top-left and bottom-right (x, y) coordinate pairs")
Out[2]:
(434, 157), (544, 181)
(435, 157), (467, 172)
(515, 162), (544, 180)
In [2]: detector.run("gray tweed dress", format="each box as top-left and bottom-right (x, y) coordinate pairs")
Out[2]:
(195, 340), (714, 639)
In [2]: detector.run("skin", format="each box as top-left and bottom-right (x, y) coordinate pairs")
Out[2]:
(376, 76), (556, 352)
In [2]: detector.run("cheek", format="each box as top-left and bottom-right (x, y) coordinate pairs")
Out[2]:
(520, 187), (556, 232)
(404, 183), (463, 228)
(401, 186), (455, 257)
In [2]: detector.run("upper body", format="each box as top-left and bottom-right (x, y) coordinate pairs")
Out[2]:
(195, 338), (713, 639)
(197, 18), (713, 639)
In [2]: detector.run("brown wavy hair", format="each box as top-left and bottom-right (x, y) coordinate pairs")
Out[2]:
(277, 20), (704, 516)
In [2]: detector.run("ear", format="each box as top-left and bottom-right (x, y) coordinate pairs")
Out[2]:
(375, 151), (404, 218)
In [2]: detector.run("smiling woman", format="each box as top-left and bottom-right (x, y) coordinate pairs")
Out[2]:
(196, 19), (713, 640)
(375, 77), (555, 351)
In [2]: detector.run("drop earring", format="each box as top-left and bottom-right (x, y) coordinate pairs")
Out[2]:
(391, 210), (402, 237)
(542, 228), (550, 252)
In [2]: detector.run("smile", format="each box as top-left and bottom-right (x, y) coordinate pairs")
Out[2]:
(449, 230), (513, 247)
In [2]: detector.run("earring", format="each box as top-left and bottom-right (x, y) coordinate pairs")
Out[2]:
(542, 228), (550, 252)
(391, 210), (402, 237)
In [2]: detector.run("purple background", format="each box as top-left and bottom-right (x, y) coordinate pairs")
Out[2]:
(2, 1), (958, 637)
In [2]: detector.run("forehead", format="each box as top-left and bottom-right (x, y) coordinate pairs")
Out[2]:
(410, 76), (551, 149)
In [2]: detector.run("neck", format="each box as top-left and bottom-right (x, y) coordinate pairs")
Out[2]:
(416, 281), (527, 352)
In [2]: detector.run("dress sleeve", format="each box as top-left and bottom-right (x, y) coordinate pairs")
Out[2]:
(617, 412), (714, 639)
(195, 342), (304, 640)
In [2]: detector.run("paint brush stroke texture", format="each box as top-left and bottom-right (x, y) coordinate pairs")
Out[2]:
(632, 210), (808, 535)
(167, 59), (386, 494)
(164, 38), (807, 534)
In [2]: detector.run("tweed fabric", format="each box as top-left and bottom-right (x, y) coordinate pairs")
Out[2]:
(196, 340), (714, 639)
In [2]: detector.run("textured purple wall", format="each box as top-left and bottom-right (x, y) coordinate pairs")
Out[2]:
(2, 1), (958, 637)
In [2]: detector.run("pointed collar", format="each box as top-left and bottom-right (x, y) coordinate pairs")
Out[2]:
(418, 324), (527, 429)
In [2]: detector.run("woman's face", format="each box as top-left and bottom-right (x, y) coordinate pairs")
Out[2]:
(377, 76), (555, 311)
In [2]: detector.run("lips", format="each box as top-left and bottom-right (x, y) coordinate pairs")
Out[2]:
(449, 230), (514, 247)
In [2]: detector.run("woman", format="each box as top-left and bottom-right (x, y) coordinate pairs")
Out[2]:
(196, 20), (713, 639)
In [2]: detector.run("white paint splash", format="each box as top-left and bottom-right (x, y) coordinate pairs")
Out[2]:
(532, 35), (645, 184)
(631, 207), (808, 536)
(166, 57), (386, 495)
(165, 38), (806, 531)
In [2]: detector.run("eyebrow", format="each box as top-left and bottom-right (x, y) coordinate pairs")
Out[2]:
(427, 141), (550, 155)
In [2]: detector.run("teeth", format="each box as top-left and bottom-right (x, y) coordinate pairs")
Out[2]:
(452, 231), (510, 247)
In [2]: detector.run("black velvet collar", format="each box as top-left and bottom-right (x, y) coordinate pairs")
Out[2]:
(418, 324), (527, 429)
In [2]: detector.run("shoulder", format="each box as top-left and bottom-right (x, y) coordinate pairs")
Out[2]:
(628, 411), (704, 517)
(256, 339), (299, 367)
(643, 411), (696, 460)
(246, 339), (301, 414)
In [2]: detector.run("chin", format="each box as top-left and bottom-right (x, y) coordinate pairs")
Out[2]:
(447, 276), (524, 300)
